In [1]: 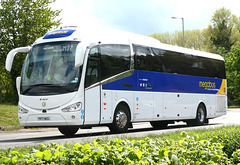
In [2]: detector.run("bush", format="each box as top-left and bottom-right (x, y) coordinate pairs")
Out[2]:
(231, 149), (240, 164)
(2, 127), (240, 164)
(0, 92), (18, 105)
(0, 134), (232, 165)
(217, 126), (240, 158)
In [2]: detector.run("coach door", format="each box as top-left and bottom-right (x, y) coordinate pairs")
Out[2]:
(84, 47), (101, 125)
(134, 45), (154, 120)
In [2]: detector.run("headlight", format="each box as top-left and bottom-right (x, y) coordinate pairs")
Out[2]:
(18, 106), (29, 114)
(62, 102), (82, 112)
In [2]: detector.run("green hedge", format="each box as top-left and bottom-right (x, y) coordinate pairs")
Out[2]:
(217, 126), (240, 158)
(1, 132), (240, 165)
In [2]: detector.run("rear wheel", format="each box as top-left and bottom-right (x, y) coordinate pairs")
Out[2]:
(187, 104), (206, 126)
(58, 126), (79, 136)
(108, 104), (130, 133)
(195, 104), (206, 125)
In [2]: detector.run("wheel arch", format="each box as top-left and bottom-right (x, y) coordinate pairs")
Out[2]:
(113, 100), (132, 121)
(108, 100), (132, 133)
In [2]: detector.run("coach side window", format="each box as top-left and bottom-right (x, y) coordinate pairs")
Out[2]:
(202, 58), (226, 79)
(161, 50), (181, 74)
(152, 48), (165, 72)
(100, 44), (131, 81)
(135, 45), (152, 71)
(213, 60), (226, 79)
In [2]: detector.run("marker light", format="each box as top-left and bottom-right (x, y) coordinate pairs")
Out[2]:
(18, 106), (29, 114)
(62, 102), (82, 112)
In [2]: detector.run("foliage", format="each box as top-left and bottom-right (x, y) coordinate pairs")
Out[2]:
(151, 7), (240, 54)
(187, 125), (240, 159)
(150, 29), (205, 51)
(224, 48), (240, 104)
(2, 129), (240, 164)
(217, 126), (240, 158)
(0, 104), (21, 131)
(207, 7), (237, 52)
(0, 0), (61, 104)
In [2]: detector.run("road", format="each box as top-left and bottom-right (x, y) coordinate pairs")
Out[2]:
(0, 109), (239, 149)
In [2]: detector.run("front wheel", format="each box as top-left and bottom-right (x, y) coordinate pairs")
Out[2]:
(58, 126), (79, 136)
(108, 104), (130, 133)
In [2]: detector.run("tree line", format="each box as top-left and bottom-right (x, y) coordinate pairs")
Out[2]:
(150, 7), (240, 105)
(0, 2), (240, 105)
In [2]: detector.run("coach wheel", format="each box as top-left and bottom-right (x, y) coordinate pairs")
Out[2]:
(195, 104), (206, 125)
(150, 121), (168, 129)
(187, 104), (206, 126)
(109, 104), (130, 133)
(58, 126), (79, 136)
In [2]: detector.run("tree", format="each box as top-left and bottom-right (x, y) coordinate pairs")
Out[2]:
(150, 32), (176, 45)
(206, 7), (238, 53)
(225, 48), (240, 105)
(149, 29), (205, 51)
(0, 0), (61, 103)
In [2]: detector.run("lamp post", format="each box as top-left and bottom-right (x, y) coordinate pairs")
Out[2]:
(171, 17), (184, 48)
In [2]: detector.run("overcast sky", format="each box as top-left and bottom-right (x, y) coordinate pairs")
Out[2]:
(51, 0), (240, 35)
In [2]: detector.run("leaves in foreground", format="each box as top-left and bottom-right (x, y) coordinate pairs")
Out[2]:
(1, 131), (240, 164)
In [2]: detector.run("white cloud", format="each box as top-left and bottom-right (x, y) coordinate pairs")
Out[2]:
(51, 0), (101, 28)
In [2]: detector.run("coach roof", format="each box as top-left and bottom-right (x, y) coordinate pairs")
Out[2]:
(37, 26), (224, 61)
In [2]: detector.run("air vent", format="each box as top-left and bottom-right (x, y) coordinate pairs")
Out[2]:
(60, 26), (77, 29)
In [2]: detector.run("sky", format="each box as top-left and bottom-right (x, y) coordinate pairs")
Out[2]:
(51, 0), (240, 35)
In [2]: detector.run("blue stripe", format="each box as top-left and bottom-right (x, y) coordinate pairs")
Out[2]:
(102, 70), (223, 94)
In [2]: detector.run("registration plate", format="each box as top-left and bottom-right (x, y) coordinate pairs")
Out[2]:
(38, 117), (50, 121)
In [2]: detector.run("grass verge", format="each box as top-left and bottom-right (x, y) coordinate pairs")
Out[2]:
(0, 104), (22, 131)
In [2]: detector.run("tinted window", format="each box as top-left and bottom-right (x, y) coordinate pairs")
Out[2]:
(134, 45), (152, 71)
(100, 44), (130, 80)
(152, 48), (164, 72)
(151, 48), (226, 79)
(201, 58), (226, 78)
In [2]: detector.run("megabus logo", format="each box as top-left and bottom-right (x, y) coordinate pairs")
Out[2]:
(43, 29), (76, 39)
(47, 31), (68, 35)
(199, 81), (216, 90)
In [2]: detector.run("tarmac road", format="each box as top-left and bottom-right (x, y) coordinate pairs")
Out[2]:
(0, 109), (239, 149)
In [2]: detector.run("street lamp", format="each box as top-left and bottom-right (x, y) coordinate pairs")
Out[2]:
(171, 17), (185, 48)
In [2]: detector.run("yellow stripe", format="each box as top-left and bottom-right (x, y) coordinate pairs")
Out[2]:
(217, 79), (226, 95)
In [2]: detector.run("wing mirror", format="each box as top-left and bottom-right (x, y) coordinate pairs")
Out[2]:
(5, 46), (31, 71)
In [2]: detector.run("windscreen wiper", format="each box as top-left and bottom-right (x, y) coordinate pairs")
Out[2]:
(22, 84), (58, 95)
